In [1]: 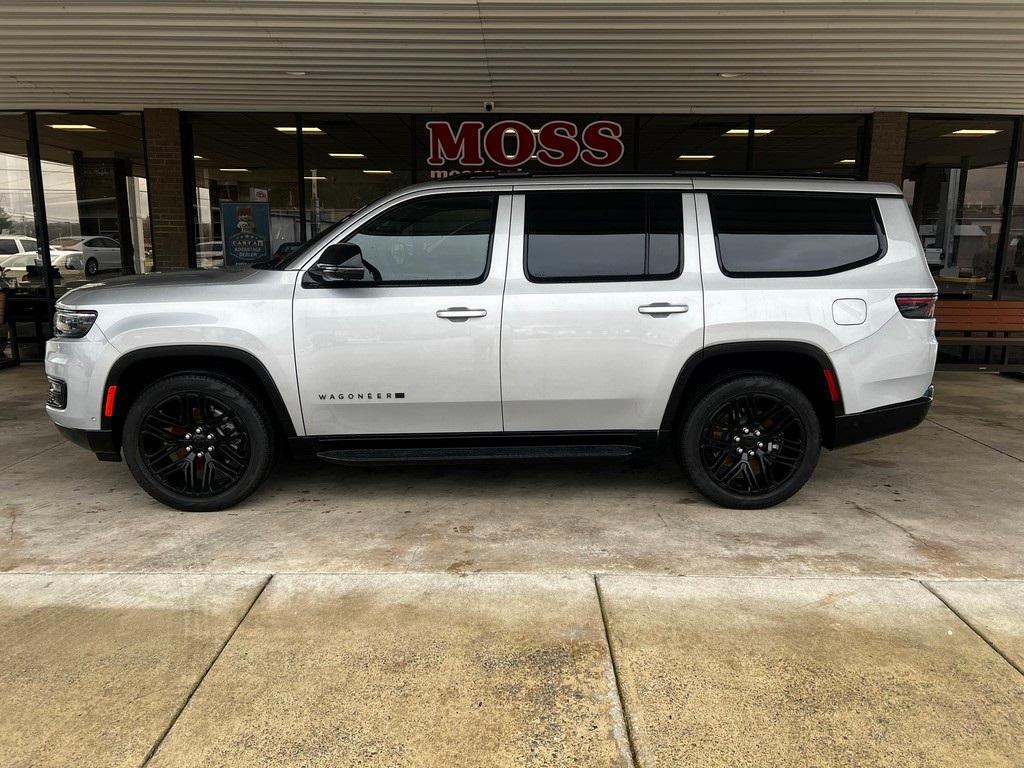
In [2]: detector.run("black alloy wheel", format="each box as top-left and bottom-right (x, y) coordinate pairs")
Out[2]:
(679, 375), (821, 508)
(123, 374), (274, 511)
(139, 391), (251, 496)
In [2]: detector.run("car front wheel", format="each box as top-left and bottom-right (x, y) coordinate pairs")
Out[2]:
(122, 373), (275, 511)
(679, 374), (821, 509)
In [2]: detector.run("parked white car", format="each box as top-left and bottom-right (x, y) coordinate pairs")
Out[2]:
(1, 235), (79, 281)
(49, 236), (122, 276)
(45, 176), (937, 512)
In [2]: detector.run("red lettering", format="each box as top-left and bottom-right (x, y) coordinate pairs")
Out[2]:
(536, 121), (580, 166)
(484, 120), (535, 167)
(426, 121), (484, 166)
(580, 121), (624, 167)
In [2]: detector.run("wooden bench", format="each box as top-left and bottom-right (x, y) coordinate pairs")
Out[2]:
(935, 300), (1024, 371)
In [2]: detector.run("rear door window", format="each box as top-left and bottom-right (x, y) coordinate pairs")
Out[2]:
(709, 193), (884, 276)
(525, 191), (682, 282)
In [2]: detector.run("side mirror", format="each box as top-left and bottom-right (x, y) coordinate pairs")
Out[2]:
(310, 242), (366, 282)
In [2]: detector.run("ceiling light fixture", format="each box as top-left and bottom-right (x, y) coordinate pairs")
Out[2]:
(947, 129), (1001, 136)
(329, 152), (365, 158)
(718, 72), (745, 79)
(362, 169), (392, 175)
(725, 128), (773, 136)
(47, 124), (100, 131)
(285, 70), (308, 76)
(836, 159), (857, 164)
(193, 155), (205, 160)
(677, 154), (716, 160)
(219, 168), (249, 172)
(304, 175), (327, 180)
(275, 126), (323, 134)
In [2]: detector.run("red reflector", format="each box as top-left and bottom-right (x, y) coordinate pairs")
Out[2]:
(103, 385), (117, 418)
(895, 293), (937, 319)
(822, 369), (841, 403)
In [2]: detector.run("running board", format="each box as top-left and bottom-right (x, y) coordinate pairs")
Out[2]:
(316, 444), (640, 466)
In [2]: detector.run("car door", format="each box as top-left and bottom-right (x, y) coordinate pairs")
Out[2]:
(99, 237), (121, 269)
(500, 185), (704, 432)
(293, 190), (511, 436)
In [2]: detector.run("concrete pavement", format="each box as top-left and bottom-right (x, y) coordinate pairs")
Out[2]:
(1, 366), (1023, 766)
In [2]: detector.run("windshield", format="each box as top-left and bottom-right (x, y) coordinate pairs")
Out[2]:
(260, 205), (369, 270)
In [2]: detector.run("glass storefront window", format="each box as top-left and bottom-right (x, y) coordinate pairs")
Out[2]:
(35, 113), (151, 292)
(189, 113), (303, 267)
(1001, 156), (1024, 301)
(751, 114), (865, 177)
(903, 115), (1015, 300)
(0, 113), (35, 363)
(302, 114), (413, 238)
(638, 115), (749, 173)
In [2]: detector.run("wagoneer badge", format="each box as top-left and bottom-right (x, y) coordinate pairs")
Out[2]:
(318, 392), (406, 401)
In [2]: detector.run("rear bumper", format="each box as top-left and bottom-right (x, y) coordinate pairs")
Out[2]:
(831, 386), (933, 449)
(55, 425), (121, 462)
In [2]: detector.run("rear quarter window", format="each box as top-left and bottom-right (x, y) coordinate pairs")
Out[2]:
(709, 193), (885, 277)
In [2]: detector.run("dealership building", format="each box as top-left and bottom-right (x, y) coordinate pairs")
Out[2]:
(1, 1), (1023, 365)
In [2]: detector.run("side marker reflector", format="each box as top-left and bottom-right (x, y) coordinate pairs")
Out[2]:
(823, 369), (841, 403)
(103, 385), (117, 418)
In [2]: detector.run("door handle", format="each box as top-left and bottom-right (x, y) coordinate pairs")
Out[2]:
(638, 303), (689, 317)
(436, 307), (487, 322)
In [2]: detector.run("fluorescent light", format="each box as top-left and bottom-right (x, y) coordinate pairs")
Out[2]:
(725, 128), (773, 136)
(275, 126), (323, 134)
(329, 152), (365, 158)
(285, 70), (307, 76)
(47, 124), (100, 131)
(947, 129), (1001, 136)
(362, 170), (392, 175)
(718, 72), (745, 79)
(304, 175), (327, 180)
(677, 154), (715, 160)
(836, 159), (857, 164)
(193, 154), (205, 160)
(219, 168), (249, 172)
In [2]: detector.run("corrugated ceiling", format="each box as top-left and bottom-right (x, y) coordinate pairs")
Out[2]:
(2, 0), (1023, 113)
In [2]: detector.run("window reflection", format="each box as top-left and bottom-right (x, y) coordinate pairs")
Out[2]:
(902, 116), (1014, 300)
(36, 113), (151, 292)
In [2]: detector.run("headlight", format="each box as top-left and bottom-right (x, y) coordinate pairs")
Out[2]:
(53, 307), (97, 338)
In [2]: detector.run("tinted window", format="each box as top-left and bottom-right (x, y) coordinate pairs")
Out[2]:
(346, 194), (496, 284)
(525, 191), (681, 281)
(709, 194), (882, 276)
(21, 238), (37, 251)
(0, 240), (17, 255)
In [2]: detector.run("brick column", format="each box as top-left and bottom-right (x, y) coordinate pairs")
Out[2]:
(866, 111), (909, 188)
(143, 108), (190, 269)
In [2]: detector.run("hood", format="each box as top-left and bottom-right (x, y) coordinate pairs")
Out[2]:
(57, 267), (265, 307)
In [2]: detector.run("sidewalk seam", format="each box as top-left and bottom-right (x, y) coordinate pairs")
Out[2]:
(138, 572), (274, 767)
(919, 580), (1024, 678)
(926, 417), (1023, 463)
(594, 575), (641, 768)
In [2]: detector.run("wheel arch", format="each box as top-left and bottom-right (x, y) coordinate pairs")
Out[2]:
(102, 345), (298, 448)
(660, 341), (843, 448)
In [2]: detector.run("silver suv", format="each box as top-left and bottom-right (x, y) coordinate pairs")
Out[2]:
(46, 176), (937, 511)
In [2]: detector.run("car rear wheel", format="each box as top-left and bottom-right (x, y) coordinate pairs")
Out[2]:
(122, 373), (275, 511)
(678, 374), (821, 509)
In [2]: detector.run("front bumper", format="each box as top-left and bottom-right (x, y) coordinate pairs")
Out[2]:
(55, 425), (121, 462)
(831, 386), (934, 449)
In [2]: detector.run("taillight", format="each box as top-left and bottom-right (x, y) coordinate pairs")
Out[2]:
(895, 293), (936, 319)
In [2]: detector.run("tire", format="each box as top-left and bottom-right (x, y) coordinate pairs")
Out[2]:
(122, 373), (275, 511)
(85, 257), (98, 276)
(678, 374), (821, 509)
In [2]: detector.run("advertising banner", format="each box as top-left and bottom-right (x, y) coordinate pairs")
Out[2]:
(221, 201), (271, 265)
